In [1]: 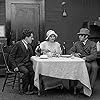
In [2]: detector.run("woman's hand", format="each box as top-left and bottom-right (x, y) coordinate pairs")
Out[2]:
(41, 49), (51, 54)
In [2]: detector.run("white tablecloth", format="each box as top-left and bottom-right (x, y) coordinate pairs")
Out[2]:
(31, 56), (92, 96)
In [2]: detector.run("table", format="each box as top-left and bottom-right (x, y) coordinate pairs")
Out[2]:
(31, 56), (92, 96)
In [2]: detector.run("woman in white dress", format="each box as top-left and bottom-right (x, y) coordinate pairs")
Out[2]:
(39, 30), (62, 57)
(35, 30), (63, 90)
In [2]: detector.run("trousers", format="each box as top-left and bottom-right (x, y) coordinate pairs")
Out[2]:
(86, 61), (98, 88)
(18, 63), (34, 92)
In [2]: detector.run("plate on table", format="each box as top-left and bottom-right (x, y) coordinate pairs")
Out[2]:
(39, 55), (48, 59)
(60, 55), (72, 58)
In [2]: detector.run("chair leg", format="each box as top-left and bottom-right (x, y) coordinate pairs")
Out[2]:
(2, 74), (8, 92)
(38, 74), (44, 96)
(12, 72), (17, 89)
(18, 72), (21, 93)
(74, 86), (77, 95)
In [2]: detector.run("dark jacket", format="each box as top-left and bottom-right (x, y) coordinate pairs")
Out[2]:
(9, 41), (33, 69)
(68, 40), (97, 62)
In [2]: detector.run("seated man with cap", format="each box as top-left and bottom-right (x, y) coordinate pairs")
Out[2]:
(68, 28), (98, 93)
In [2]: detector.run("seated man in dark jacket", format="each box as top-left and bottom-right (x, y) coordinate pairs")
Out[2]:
(68, 28), (98, 93)
(9, 29), (37, 94)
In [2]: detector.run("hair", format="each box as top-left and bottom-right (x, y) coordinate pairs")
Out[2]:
(46, 34), (57, 42)
(22, 29), (34, 39)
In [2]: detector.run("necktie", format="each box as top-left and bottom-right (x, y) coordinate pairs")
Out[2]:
(81, 42), (85, 47)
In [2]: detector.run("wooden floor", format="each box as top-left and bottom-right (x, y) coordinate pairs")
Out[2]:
(0, 71), (100, 100)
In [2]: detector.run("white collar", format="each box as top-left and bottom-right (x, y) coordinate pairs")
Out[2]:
(83, 39), (88, 45)
(22, 39), (28, 49)
(22, 39), (28, 44)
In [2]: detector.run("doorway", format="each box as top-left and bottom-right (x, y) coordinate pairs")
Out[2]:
(6, 0), (45, 45)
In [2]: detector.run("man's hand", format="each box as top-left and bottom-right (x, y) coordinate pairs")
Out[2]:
(82, 57), (86, 61)
(14, 67), (19, 72)
(74, 53), (81, 57)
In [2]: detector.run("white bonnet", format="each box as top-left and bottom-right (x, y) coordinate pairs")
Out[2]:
(46, 30), (58, 40)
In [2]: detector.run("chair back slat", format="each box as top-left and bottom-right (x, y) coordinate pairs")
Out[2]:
(1, 44), (10, 72)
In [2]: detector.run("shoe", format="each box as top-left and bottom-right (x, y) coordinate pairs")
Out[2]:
(32, 90), (38, 94)
(33, 87), (38, 94)
(23, 91), (34, 95)
(29, 86), (37, 91)
(29, 87), (38, 94)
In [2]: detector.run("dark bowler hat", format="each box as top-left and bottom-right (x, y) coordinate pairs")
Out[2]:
(77, 28), (90, 35)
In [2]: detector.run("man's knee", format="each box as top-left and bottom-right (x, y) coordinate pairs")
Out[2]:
(29, 71), (35, 77)
(24, 69), (29, 74)
(19, 66), (29, 74)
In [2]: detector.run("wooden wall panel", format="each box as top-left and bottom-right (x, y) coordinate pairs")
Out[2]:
(0, 0), (5, 25)
(0, 0), (100, 50)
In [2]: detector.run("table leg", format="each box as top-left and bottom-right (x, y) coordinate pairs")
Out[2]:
(38, 74), (44, 96)
(74, 80), (78, 95)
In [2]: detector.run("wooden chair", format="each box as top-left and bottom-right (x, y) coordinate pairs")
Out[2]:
(1, 44), (23, 93)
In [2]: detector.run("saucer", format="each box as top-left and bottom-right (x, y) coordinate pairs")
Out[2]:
(39, 55), (48, 59)
(60, 55), (72, 58)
